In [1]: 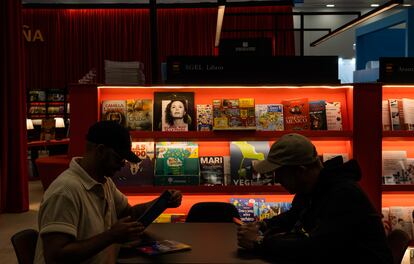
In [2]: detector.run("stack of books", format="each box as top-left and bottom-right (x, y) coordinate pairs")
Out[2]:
(104, 60), (145, 85)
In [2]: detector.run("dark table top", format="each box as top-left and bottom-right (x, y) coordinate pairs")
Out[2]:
(117, 223), (272, 264)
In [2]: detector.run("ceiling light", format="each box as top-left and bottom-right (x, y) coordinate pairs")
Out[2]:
(326, 4), (335, 7)
(310, 0), (402, 47)
(371, 4), (380, 7)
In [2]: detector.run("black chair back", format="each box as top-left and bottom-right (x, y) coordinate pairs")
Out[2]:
(11, 229), (39, 264)
(186, 202), (240, 223)
(387, 229), (411, 264)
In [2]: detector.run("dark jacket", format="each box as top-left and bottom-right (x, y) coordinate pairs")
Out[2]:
(259, 157), (393, 264)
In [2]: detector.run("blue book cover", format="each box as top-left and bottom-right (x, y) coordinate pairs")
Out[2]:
(230, 198), (265, 223)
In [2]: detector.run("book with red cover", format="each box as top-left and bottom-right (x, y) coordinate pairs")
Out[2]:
(282, 98), (310, 130)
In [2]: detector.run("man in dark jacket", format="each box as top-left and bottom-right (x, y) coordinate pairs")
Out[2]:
(237, 133), (392, 264)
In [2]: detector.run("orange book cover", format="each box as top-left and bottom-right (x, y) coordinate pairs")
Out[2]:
(282, 98), (310, 130)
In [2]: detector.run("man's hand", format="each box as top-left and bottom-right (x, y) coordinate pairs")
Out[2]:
(237, 222), (261, 250)
(166, 190), (182, 208)
(108, 216), (145, 244)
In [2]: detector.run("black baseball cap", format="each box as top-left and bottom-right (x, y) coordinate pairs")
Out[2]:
(86, 121), (141, 163)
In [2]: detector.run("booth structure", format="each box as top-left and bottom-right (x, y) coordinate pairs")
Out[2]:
(354, 8), (414, 83)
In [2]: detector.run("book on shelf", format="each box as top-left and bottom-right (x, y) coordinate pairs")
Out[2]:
(196, 104), (213, 131)
(258, 202), (292, 221)
(255, 104), (284, 131)
(154, 92), (195, 132)
(388, 99), (405, 131)
(230, 141), (274, 186)
(322, 153), (349, 163)
(213, 98), (256, 130)
(29, 90), (46, 102)
(47, 89), (65, 102)
(325, 101), (343, 131)
(28, 102), (46, 115)
(101, 100), (127, 127)
(381, 207), (392, 236)
(382, 100), (391, 131)
(199, 156), (224, 185)
(154, 142), (199, 185)
(282, 98), (310, 130)
(126, 99), (153, 131)
(402, 98), (414, 131)
(113, 142), (155, 186)
(40, 118), (56, 141)
(47, 103), (65, 115)
(388, 206), (414, 239)
(309, 100), (327, 130)
(230, 198), (264, 223)
(382, 150), (411, 184)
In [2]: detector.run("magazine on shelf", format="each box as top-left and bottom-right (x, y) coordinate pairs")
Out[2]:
(196, 104), (213, 131)
(101, 100), (127, 127)
(282, 98), (310, 130)
(402, 98), (414, 131)
(258, 202), (292, 221)
(309, 100), (327, 130)
(255, 104), (284, 131)
(388, 99), (405, 131)
(382, 100), (391, 131)
(230, 141), (274, 186)
(126, 99), (153, 131)
(113, 142), (155, 186)
(213, 98), (256, 130)
(153, 92), (195, 132)
(382, 151), (408, 184)
(325, 101), (343, 131)
(230, 198), (264, 223)
(199, 156), (224, 185)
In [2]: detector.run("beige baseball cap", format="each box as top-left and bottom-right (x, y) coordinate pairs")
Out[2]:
(253, 133), (319, 174)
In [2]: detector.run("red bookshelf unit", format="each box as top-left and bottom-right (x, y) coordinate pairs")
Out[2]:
(382, 85), (414, 209)
(68, 83), (383, 213)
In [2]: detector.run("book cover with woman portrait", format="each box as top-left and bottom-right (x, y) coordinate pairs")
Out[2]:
(154, 92), (195, 131)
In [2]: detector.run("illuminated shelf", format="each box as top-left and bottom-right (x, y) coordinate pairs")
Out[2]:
(129, 130), (353, 141)
(119, 185), (287, 195)
(382, 185), (414, 192)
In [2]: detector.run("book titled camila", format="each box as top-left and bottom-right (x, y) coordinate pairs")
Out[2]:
(101, 100), (127, 127)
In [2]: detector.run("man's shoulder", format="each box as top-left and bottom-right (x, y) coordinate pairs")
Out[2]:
(44, 168), (84, 197)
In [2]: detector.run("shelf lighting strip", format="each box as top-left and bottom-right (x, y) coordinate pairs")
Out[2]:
(97, 85), (353, 89)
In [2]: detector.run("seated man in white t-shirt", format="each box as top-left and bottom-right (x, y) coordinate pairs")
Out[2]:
(34, 121), (182, 264)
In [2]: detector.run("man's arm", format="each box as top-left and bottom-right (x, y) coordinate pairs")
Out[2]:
(42, 216), (143, 264)
(120, 190), (182, 220)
